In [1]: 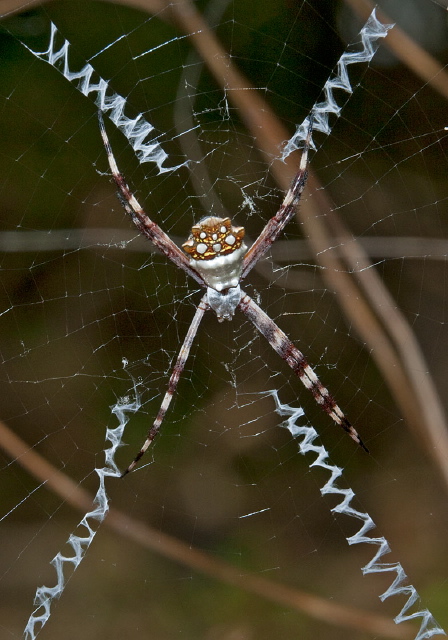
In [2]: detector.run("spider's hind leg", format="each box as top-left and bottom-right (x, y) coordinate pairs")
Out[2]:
(121, 294), (209, 476)
(239, 292), (368, 452)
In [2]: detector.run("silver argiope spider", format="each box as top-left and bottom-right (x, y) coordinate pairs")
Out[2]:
(98, 111), (368, 476)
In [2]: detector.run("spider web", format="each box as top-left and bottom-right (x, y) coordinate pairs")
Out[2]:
(0, 1), (447, 639)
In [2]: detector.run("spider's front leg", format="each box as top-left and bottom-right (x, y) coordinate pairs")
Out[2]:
(241, 116), (313, 280)
(98, 110), (204, 287)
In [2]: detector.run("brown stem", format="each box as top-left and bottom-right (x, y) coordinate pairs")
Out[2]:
(0, 418), (413, 638)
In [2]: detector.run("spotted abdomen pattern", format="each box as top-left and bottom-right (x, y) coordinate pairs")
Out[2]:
(182, 216), (247, 292)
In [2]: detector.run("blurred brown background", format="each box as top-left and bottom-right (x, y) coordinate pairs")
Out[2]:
(0, 1), (447, 638)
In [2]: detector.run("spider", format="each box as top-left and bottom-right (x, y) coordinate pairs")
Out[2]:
(98, 110), (368, 476)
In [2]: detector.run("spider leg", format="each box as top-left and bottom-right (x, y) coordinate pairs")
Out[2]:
(98, 111), (204, 287)
(122, 294), (209, 476)
(238, 292), (368, 452)
(241, 117), (313, 280)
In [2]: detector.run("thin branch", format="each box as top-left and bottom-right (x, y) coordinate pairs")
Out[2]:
(1, 229), (447, 260)
(5, 227), (446, 300)
(0, 418), (413, 639)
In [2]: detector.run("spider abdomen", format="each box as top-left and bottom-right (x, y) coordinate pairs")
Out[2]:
(182, 216), (247, 292)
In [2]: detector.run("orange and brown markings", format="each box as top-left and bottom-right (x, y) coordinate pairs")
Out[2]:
(182, 216), (245, 261)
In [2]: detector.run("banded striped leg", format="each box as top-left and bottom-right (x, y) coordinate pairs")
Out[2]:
(98, 111), (204, 287)
(241, 116), (313, 280)
(238, 292), (368, 452)
(122, 294), (209, 476)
